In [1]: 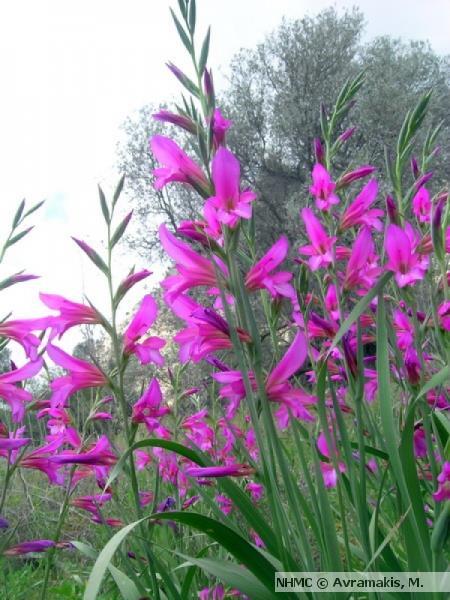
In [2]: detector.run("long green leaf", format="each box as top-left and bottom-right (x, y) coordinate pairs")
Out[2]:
(151, 512), (278, 594)
(84, 519), (146, 600)
(176, 555), (276, 600)
(73, 541), (142, 600)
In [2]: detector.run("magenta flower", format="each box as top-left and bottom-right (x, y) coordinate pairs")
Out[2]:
(210, 108), (232, 148)
(182, 409), (215, 452)
(413, 427), (427, 458)
(339, 179), (383, 231)
(385, 223), (429, 287)
(169, 294), (251, 363)
(4, 540), (55, 556)
(51, 435), (116, 466)
(46, 344), (107, 408)
(245, 236), (295, 299)
(246, 481), (264, 502)
(123, 294), (165, 365)
(160, 224), (227, 300)
(437, 301), (450, 331)
(135, 450), (152, 470)
(19, 437), (65, 484)
(317, 431), (346, 488)
(433, 462), (450, 501)
(393, 309), (414, 350)
(404, 347), (421, 385)
(266, 331), (316, 428)
(412, 187), (431, 223)
(212, 370), (256, 419)
(309, 163), (339, 211)
(176, 220), (211, 246)
(0, 427), (30, 463)
(132, 378), (170, 437)
(204, 147), (256, 228)
(0, 318), (49, 359)
(0, 359), (43, 422)
(298, 208), (336, 271)
(40, 293), (100, 339)
(72, 493), (112, 515)
(325, 284), (339, 321)
(150, 135), (209, 194)
(185, 464), (255, 478)
(343, 227), (381, 291)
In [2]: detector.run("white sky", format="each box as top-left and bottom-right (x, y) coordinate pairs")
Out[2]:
(0, 0), (449, 353)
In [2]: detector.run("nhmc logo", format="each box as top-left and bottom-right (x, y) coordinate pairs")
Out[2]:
(275, 576), (312, 589)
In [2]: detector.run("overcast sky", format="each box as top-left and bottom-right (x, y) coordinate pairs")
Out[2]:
(0, 0), (449, 352)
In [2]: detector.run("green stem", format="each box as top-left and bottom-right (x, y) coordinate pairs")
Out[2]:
(39, 470), (74, 600)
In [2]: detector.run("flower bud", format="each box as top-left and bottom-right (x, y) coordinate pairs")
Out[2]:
(337, 165), (376, 188)
(410, 156), (420, 179)
(386, 195), (399, 224)
(414, 171), (433, 189)
(313, 138), (324, 163)
(337, 127), (356, 144)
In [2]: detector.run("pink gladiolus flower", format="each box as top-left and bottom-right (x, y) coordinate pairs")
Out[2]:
(385, 223), (429, 287)
(246, 481), (264, 502)
(51, 435), (116, 466)
(199, 584), (225, 600)
(413, 427), (427, 458)
(160, 224), (228, 300)
(404, 347), (421, 385)
(266, 331), (316, 428)
(123, 294), (165, 366)
(245, 236), (295, 299)
(72, 493), (112, 515)
(135, 450), (152, 471)
(393, 310), (414, 350)
(168, 294), (250, 363)
(204, 147), (256, 228)
(438, 301), (450, 331)
(210, 108), (232, 148)
(343, 227), (381, 291)
(433, 462), (450, 501)
(0, 359), (43, 422)
(325, 284), (339, 321)
(317, 431), (346, 488)
(309, 163), (339, 211)
(4, 540), (55, 556)
(0, 318), (50, 359)
(40, 293), (100, 339)
(339, 179), (383, 231)
(185, 464), (254, 478)
(150, 135), (209, 194)
(216, 494), (233, 515)
(46, 344), (107, 408)
(412, 187), (431, 223)
(182, 409), (215, 452)
(176, 220), (211, 246)
(214, 333), (315, 427)
(212, 370), (257, 419)
(132, 378), (170, 437)
(298, 208), (336, 271)
(0, 427), (30, 464)
(19, 437), (65, 485)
